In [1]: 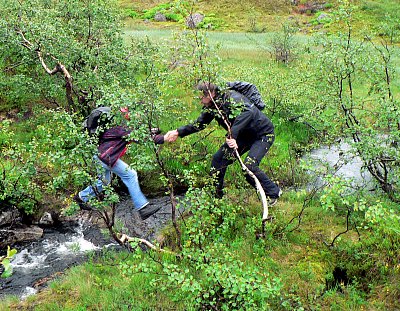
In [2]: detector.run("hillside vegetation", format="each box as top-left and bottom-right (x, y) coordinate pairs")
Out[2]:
(120, 0), (400, 34)
(0, 0), (399, 310)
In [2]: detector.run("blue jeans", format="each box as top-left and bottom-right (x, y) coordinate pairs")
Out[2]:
(79, 156), (149, 210)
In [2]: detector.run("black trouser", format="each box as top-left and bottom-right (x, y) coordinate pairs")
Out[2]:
(210, 134), (280, 198)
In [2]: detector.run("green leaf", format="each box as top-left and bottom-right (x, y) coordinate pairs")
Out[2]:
(7, 246), (17, 258)
(1, 268), (13, 279)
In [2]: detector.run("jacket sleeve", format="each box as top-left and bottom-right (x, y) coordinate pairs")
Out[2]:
(152, 134), (164, 144)
(230, 107), (253, 139)
(177, 110), (214, 138)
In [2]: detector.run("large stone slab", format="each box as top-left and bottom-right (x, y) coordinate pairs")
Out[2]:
(0, 226), (43, 249)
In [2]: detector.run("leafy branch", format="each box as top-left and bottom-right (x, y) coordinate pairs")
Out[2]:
(0, 246), (17, 278)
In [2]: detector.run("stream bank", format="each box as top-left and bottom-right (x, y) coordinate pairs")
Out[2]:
(0, 195), (181, 300)
(1, 140), (375, 300)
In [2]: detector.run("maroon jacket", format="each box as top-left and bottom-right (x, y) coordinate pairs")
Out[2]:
(98, 126), (164, 167)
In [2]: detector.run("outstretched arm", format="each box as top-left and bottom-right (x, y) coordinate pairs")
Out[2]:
(164, 110), (214, 143)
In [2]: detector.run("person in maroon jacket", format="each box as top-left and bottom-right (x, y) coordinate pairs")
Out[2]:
(164, 82), (282, 204)
(74, 107), (164, 220)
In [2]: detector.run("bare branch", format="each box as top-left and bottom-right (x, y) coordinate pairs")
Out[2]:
(119, 233), (176, 255)
(36, 50), (60, 75)
(324, 209), (352, 247)
(16, 29), (75, 108)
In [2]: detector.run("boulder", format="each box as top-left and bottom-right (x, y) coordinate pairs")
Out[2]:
(154, 12), (167, 22)
(0, 207), (20, 227)
(0, 225), (43, 249)
(297, 1), (327, 14)
(38, 212), (54, 226)
(317, 13), (330, 22)
(185, 13), (204, 28)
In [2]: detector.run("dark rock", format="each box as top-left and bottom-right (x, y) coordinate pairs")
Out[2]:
(0, 225), (43, 249)
(185, 13), (204, 28)
(154, 12), (167, 22)
(113, 195), (185, 241)
(0, 207), (21, 227)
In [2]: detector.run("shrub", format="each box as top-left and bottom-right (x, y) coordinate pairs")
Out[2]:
(125, 9), (138, 18)
(142, 2), (183, 22)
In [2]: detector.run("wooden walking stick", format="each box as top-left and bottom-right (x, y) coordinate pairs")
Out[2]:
(207, 90), (270, 237)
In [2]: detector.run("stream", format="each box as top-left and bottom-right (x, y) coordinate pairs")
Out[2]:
(0, 195), (179, 300)
(304, 141), (374, 190)
(0, 219), (115, 300)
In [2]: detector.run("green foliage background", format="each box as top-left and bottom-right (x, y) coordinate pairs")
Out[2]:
(0, 0), (399, 310)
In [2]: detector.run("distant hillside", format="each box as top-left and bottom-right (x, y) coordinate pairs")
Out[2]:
(120, 0), (400, 34)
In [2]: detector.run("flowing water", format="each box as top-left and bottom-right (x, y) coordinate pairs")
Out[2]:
(0, 219), (115, 299)
(0, 195), (178, 300)
(304, 141), (374, 190)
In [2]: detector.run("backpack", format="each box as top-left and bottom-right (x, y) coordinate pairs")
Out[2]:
(226, 81), (266, 111)
(82, 106), (112, 136)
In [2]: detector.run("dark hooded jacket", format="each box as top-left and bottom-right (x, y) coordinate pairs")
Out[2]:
(97, 126), (131, 167)
(177, 90), (274, 140)
(98, 126), (164, 167)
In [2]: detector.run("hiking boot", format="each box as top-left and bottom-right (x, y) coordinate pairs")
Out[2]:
(267, 188), (283, 207)
(138, 203), (162, 220)
(267, 197), (279, 207)
(73, 194), (91, 211)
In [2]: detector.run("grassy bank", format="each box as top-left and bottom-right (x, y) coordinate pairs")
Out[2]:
(3, 191), (398, 310)
(1, 0), (399, 310)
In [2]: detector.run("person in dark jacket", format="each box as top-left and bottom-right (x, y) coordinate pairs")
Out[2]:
(164, 82), (282, 204)
(74, 108), (164, 220)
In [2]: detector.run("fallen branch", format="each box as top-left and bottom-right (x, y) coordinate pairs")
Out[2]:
(119, 233), (176, 255)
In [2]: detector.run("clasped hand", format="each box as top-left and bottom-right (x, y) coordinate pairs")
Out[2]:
(164, 130), (179, 142)
(163, 130), (237, 149)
